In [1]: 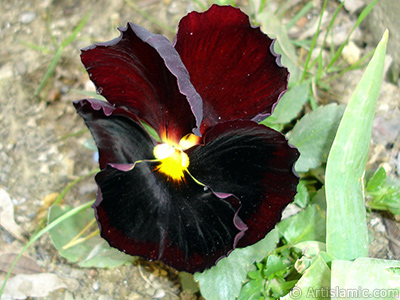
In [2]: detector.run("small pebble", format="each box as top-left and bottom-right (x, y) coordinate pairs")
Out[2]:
(92, 281), (101, 292)
(153, 289), (166, 299)
(370, 217), (386, 233)
(342, 41), (361, 65)
(20, 11), (36, 24)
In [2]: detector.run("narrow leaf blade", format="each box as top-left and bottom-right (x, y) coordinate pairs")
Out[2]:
(325, 30), (388, 260)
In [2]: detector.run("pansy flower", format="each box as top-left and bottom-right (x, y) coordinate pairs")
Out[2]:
(74, 5), (299, 273)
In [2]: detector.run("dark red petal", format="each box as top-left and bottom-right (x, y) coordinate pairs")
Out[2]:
(174, 5), (289, 133)
(94, 163), (244, 273)
(186, 120), (299, 247)
(81, 23), (203, 142)
(74, 99), (156, 169)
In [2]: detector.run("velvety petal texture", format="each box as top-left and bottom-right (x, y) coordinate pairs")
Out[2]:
(81, 23), (202, 141)
(74, 4), (300, 274)
(94, 163), (243, 273)
(74, 99), (156, 169)
(174, 5), (289, 133)
(186, 120), (299, 246)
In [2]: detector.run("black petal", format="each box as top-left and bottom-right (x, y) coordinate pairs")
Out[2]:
(74, 99), (156, 169)
(94, 162), (244, 273)
(186, 120), (299, 247)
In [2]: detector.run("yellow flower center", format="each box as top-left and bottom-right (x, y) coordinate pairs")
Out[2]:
(153, 134), (199, 181)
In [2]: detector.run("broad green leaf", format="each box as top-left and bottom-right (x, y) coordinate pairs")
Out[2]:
(288, 104), (346, 173)
(282, 255), (331, 300)
(331, 258), (400, 300)
(0, 201), (93, 298)
(194, 229), (279, 300)
(257, 11), (302, 84)
(278, 204), (326, 245)
(265, 82), (310, 125)
(294, 180), (310, 209)
(325, 31), (388, 260)
(311, 187), (327, 212)
(48, 205), (136, 268)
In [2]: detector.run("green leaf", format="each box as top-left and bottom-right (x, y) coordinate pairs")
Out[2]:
(256, 11), (302, 84)
(326, 0), (378, 71)
(311, 187), (327, 212)
(36, 14), (90, 96)
(325, 31), (388, 261)
(294, 181), (310, 209)
(48, 205), (136, 268)
(278, 204), (326, 245)
(194, 229), (279, 300)
(288, 103), (346, 173)
(331, 258), (400, 299)
(366, 167), (387, 192)
(300, 0), (328, 82)
(238, 265), (265, 300)
(179, 272), (199, 294)
(264, 255), (287, 279)
(293, 241), (327, 259)
(265, 82), (310, 125)
(238, 276), (265, 300)
(282, 255), (331, 300)
(366, 168), (400, 215)
(0, 201), (93, 298)
(294, 245), (327, 276)
(70, 89), (107, 101)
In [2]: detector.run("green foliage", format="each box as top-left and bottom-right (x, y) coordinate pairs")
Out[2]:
(263, 82), (310, 125)
(35, 13), (90, 96)
(256, 9), (302, 84)
(366, 167), (400, 215)
(325, 30), (388, 261)
(4, 2), (397, 300)
(0, 201), (94, 297)
(293, 181), (310, 209)
(48, 205), (136, 268)
(282, 255), (331, 300)
(278, 204), (326, 245)
(331, 258), (400, 298)
(194, 229), (279, 300)
(288, 104), (345, 173)
(238, 250), (301, 300)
